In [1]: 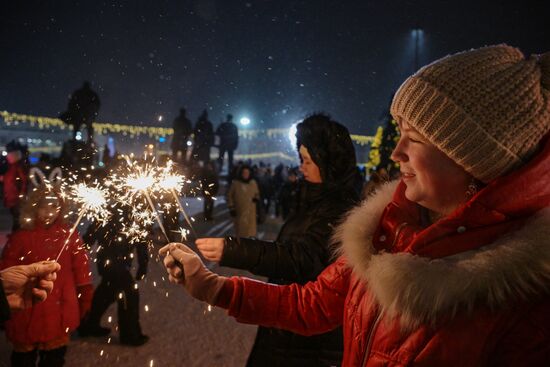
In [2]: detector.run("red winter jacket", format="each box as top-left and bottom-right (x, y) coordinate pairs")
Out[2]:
(219, 135), (550, 366)
(0, 221), (93, 346)
(2, 162), (27, 208)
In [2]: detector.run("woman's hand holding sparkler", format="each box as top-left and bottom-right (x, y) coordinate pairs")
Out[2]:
(159, 243), (226, 305)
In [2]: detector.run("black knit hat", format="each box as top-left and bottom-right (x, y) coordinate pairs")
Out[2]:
(295, 113), (357, 184)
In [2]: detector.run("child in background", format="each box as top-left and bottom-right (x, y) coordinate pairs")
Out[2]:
(0, 188), (93, 367)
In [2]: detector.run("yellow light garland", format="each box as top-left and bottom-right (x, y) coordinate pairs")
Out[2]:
(1, 110), (376, 145)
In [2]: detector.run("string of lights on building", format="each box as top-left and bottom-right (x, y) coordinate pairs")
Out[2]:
(0, 110), (384, 167)
(0, 110), (376, 145)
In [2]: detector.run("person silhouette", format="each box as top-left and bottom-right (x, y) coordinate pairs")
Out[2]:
(171, 108), (193, 164)
(216, 114), (239, 173)
(192, 109), (214, 164)
(60, 81), (100, 143)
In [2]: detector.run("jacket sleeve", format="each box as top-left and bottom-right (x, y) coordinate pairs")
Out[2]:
(226, 257), (349, 336)
(487, 300), (550, 366)
(221, 213), (338, 281)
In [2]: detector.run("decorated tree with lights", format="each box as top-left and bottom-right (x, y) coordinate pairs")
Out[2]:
(378, 116), (400, 175)
(376, 95), (400, 176)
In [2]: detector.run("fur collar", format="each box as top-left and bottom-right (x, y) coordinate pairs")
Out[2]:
(334, 181), (550, 328)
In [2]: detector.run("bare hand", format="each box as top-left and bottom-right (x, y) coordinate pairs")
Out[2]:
(195, 238), (225, 263)
(0, 261), (61, 311)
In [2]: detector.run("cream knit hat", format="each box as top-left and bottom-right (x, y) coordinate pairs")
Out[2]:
(390, 44), (550, 183)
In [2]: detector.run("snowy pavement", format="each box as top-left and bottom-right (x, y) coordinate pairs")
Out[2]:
(0, 196), (283, 367)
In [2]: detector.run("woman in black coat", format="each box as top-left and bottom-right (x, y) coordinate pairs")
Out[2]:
(196, 113), (360, 367)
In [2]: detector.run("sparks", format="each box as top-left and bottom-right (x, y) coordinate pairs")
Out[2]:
(56, 180), (111, 261)
(157, 160), (198, 237)
(70, 182), (111, 224)
(110, 157), (171, 242)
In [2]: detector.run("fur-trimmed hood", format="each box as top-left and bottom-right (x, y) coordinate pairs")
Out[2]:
(334, 180), (550, 328)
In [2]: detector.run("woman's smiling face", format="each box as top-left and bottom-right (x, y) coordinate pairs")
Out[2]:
(391, 119), (472, 216)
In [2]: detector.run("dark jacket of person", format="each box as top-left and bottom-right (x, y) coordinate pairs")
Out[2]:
(216, 121), (239, 150)
(221, 113), (360, 367)
(171, 110), (193, 150)
(84, 210), (148, 278)
(193, 114), (214, 149)
(200, 164), (220, 197)
(278, 178), (299, 220)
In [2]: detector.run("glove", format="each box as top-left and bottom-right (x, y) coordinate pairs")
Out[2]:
(135, 266), (147, 281)
(229, 208), (237, 217)
(159, 243), (226, 305)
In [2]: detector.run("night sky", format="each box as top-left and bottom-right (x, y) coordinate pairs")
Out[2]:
(1, 0), (547, 135)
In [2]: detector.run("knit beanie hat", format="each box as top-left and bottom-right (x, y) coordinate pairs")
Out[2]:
(296, 113), (357, 184)
(390, 44), (550, 183)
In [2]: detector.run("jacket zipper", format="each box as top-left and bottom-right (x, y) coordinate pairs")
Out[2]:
(361, 310), (382, 367)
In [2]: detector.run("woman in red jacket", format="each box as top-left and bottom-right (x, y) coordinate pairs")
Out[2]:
(161, 44), (550, 366)
(1, 188), (93, 367)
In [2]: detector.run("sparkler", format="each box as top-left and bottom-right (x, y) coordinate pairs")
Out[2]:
(123, 167), (171, 243)
(157, 164), (198, 238)
(56, 182), (110, 261)
(113, 157), (190, 277)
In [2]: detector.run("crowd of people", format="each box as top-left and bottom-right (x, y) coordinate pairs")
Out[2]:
(170, 107), (239, 175)
(0, 44), (548, 366)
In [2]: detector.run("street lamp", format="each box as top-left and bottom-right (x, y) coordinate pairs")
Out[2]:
(240, 117), (251, 126)
(411, 28), (423, 71)
(288, 122), (298, 148)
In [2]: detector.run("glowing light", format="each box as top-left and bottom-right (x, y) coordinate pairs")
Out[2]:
(175, 227), (188, 241)
(112, 157), (171, 243)
(240, 117), (250, 126)
(56, 180), (111, 261)
(288, 121), (300, 148)
(158, 165), (184, 192)
(127, 174), (155, 192)
(70, 183), (110, 222)
(157, 160), (197, 237)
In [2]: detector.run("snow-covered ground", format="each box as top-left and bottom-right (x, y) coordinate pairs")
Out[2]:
(0, 197), (282, 366)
